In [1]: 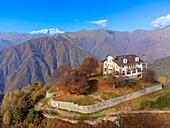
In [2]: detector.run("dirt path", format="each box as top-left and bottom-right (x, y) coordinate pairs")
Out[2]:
(35, 101), (170, 121)
(35, 102), (81, 118)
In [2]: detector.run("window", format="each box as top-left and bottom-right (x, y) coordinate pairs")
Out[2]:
(139, 63), (140, 65)
(122, 66), (124, 68)
(104, 68), (107, 72)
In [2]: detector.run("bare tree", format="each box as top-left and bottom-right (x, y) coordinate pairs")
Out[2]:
(113, 75), (131, 88)
(142, 68), (157, 83)
(60, 69), (90, 95)
(51, 63), (71, 84)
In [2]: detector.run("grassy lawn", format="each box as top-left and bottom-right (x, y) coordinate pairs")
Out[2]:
(47, 84), (60, 93)
(53, 76), (159, 105)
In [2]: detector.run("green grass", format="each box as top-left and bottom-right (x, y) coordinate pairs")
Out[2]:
(47, 88), (58, 93)
(136, 86), (170, 109)
(78, 115), (102, 121)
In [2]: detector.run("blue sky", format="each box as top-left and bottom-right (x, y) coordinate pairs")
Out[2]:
(0, 0), (170, 33)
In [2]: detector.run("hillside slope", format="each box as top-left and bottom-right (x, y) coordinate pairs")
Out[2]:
(0, 32), (46, 50)
(0, 37), (91, 93)
(0, 40), (15, 50)
(53, 27), (170, 62)
(149, 56), (170, 80)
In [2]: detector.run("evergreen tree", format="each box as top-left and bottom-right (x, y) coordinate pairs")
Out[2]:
(12, 106), (24, 124)
(26, 109), (40, 123)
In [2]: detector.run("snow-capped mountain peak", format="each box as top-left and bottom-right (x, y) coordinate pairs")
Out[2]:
(30, 28), (64, 35)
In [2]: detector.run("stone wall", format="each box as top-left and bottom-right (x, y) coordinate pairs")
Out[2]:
(50, 84), (162, 113)
(46, 92), (58, 98)
(46, 84), (59, 98)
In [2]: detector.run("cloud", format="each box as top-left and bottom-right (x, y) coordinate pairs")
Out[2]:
(30, 28), (64, 35)
(151, 14), (170, 27)
(89, 19), (107, 27)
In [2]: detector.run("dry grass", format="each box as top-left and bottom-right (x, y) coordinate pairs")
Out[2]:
(52, 76), (159, 105)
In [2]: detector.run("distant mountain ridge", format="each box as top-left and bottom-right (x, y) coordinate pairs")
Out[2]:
(0, 39), (15, 50)
(53, 27), (170, 62)
(0, 27), (170, 93)
(30, 28), (64, 35)
(0, 36), (91, 93)
(0, 32), (46, 50)
(149, 56), (170, 80)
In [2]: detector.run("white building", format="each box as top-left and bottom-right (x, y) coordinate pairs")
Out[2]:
(102, 54), (147, 78)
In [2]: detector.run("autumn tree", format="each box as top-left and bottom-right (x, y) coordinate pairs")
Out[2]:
(0, 82), (46, 127)
(159, 76), (167, 86)
(51, 63), (71, 84)
(30, 82), (47, 104)
(79, 57), (98, 77)
(142, 68), (157, 83)
(2, 110), (12, 126)
(97, 63), (103, 75)
(60, 69), (90, 95)
(1, 90), (23, 116)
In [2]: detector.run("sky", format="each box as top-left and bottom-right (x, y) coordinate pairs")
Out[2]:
(0, 0), (170, 33)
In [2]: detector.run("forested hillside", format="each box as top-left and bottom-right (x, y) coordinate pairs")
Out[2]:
(0, 32), (46, 50)
(149, 56), (170, 80)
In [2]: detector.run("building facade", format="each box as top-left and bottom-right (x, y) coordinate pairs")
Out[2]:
(102, 54), (147, 78)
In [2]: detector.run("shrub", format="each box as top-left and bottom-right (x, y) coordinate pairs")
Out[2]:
(156, 96), (168, 108)
(140, 100), (155, 109)
(140, 100), (148, 109)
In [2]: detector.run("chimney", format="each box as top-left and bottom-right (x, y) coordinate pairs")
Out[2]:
(123, 58), (127, 64)
(135, 57), (139, 62)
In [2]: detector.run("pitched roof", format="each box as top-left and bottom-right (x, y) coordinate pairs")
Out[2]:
(114, 54), (144, 66)
(106, 54), (115, 58)
(102, 54), (115, 62)
(101, 58), (107, 62)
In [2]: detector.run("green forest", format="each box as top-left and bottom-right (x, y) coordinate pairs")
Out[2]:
(149, 56), (170, 80)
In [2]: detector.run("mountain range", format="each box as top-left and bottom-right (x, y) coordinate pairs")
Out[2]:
(0, 27), (170, 93)
(53, 27), (170, 62)
(30, 28), (64, 35)
(149, 56), (170, 80)
(0, 37), (90, 93)
(0, 32), (46, 50)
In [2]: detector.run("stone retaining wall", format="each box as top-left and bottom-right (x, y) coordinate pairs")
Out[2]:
(51, 84), (162, 113)
(46, 84), (59, 98)
(46, 92), (58, 98)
